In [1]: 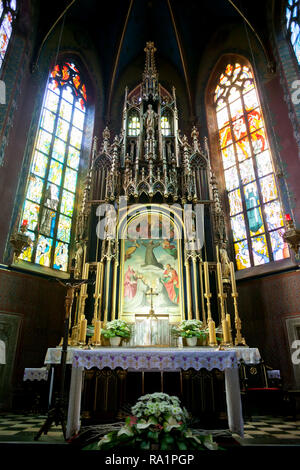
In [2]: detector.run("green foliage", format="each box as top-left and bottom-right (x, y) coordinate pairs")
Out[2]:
(89, 392), (219, 451)
(172, 319), (207, 338)
(101, 319), (131, 339)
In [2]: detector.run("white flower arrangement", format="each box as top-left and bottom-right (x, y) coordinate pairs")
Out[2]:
(172, 319), (207, 338)
(101, 319), (131, 339)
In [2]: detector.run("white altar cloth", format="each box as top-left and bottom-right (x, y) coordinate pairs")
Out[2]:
(44, 346), (261, 366)
(64, 347), (256, 440)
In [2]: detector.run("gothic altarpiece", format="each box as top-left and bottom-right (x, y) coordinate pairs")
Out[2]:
(70, 42), (246, 352)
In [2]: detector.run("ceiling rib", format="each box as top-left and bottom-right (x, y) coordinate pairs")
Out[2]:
(106, 0), (135, 123)
(166, 0), (194, 120)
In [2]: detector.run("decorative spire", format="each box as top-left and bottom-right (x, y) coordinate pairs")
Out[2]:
(142, 41), (159, 101)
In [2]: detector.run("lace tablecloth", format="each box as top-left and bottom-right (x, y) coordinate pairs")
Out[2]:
(23, 367), (49, 381)
(45, 346), (261, 367)
(44, 347), (77, 364)
(72, 347), (238, 371)
(65, 347), (251, 440)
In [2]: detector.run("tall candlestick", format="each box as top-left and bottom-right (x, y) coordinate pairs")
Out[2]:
(217, 262), (223, 295)
(93, 320), (101, 346)
(203, 262), (210, 295)
(226, 313), (233, 343)
(81, 263), (89, 295)
(79, 318), (87, 344)
(222, 318), (230, 344)
(95, 262), (101, 295)
(230, 262), (237, 294)
(208, 319), (217, 347)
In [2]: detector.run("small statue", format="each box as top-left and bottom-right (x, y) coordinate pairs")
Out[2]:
(74, 242), (84, 279)
(105, 206), (117, 239)
(219, 245), (231, 281)
(144, 104), (157, 137)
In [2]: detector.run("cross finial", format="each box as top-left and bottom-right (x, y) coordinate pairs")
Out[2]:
(144, 41), (157, 74)
(142, 41), (159, 101)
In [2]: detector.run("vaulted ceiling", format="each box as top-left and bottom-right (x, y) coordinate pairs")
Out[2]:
(32, 0), (275, 125)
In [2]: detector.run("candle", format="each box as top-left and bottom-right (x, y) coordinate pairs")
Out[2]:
(95, 263), (100, 295)
(81, 263), (89, 295)
(94, 320), (101, 345)
(217, 262), (223, 295)
(203, 262), (210, 295)
(230, 262), (237, 294)
(79, 318), (87, 343)
(226, 313), (231, 332)
(222, 319), (230, 344)
(208, 320), (216, 345)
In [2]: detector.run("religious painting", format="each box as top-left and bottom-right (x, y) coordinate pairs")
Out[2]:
(120, 212), (183, 323)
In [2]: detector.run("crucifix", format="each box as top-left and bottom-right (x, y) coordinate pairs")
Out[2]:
(145, 287), (159, 346)
(145, 287), (159, 317)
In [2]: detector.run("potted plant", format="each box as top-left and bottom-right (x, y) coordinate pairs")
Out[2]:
(101, 319), (131, 347)
(82, 393), (218, 450)
(172, 320), (207, 347)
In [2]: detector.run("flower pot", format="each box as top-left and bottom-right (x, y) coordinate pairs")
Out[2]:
(109, 336), (121, 347)
(186, 337), (197, 347)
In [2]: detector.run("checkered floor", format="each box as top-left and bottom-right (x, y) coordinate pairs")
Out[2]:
(0, 412), (299, 446)
(0, 412), (66, 443)
(233, 416), (300, 445)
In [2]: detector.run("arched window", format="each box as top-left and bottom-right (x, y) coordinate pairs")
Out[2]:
(0, 0), (17, 71)
(128, 111), (140, 136)
(213, 61), (289, 270)
(161, 114), (171, 136)
(286, 0), (300, 65)
(19, 61), (88, 272)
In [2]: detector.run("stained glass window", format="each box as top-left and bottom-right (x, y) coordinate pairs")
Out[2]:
(0, 0), (17, 71)
(19, 61), (88, 271)
(286, 0), (300, 65)
(128, 113), (140, 136)
(161, 115), (171, 136)
(214, 62), (289, 270)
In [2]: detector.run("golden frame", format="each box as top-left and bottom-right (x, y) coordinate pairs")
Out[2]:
(118, 204), (185, 324)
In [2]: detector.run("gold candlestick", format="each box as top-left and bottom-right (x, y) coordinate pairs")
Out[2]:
(203, 262), (210, 295)
(204, 293), (217, 347)
(230, 262), (237, 294)
(79, 318), (87, 345)
(226, 313), (233, 343)
(111, 259), (119, 321)
(208, 319), (217, 347)
(232, 292), (246, 346)
(93, 262), (102, 321)
(185, 260), (192, 320)
(192, 257), (200, 321)
(217, 263), (231, 346)
(216, 262), (223, 296)
(198, 262), (207, 327)
(92, 320), (101, 346)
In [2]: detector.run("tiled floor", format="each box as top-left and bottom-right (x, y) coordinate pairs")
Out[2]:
(0, 413), (66, 444)
(233, 416), (300, 446)
(0, 412), (299, 447)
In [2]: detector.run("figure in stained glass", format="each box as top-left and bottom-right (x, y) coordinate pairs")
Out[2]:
(214, 60), (289, 269)
(20, 60), (88, 271)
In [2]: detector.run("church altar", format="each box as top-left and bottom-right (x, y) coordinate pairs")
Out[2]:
(63, 346), (261, 440)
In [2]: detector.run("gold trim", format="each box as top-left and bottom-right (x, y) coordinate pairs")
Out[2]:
(119, 206), (184, 323)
